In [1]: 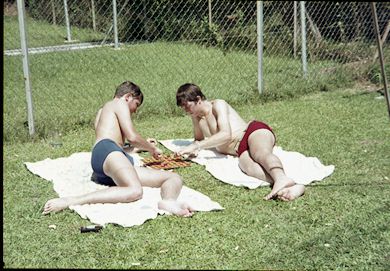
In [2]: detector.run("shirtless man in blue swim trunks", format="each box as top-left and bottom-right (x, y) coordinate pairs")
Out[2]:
(175, 83), (305, 201)
(43, 81), (193, 216)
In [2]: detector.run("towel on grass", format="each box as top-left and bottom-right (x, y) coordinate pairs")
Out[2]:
(25, 152), (223, 227)
(159, 139), (335, 189)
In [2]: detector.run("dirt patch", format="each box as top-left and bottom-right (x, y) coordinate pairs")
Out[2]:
(354, 80), (381, 92)
(320, 59), (372, 76)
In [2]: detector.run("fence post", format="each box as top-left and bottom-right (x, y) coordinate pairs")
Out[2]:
(371, 2), (390, 119)
(113, 0), (119, 49)
(51, 0), (57, 25)
(293, 1), (298, 58)
(91, 0), (97, 31)
(257, 1), (264, 94)
(16, 0), (35, 136)
(300, 1), (308, 78)
(63, 0), (73, 42)
(208, 0), (212, 28)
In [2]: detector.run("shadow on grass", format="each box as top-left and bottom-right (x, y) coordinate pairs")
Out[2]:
(311, 181), (390, 187)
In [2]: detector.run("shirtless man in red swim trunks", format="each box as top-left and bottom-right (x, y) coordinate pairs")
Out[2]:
(43, 81), (193, 216)
(175, 83), (305, 201)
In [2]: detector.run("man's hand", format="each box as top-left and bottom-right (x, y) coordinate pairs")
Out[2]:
(125, 138), (158, 154)
(151, 147), (163, 159)
(176, 142), (200, 158)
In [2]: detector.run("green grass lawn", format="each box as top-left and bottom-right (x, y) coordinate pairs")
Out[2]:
(3, 87), (390, 269)
(4, 40), (353, 143)
(4, 12), (389, 269)
(4, 12), (357, 143)
(4, 15), (105, 50)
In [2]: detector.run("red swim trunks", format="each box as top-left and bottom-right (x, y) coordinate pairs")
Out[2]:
(236, 120), (275, 157)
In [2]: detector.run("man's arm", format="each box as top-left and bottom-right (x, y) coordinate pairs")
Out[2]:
(191, 115), (204, 141)
(123, 138), (158, 154)
(115, 101), (159, 154)
(94, 108), (102, 130)
(179, 100), (231, 155)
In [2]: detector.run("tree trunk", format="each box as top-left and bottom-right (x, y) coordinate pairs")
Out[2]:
(305, 10), (322, 46)
(373, 20), (390, 62)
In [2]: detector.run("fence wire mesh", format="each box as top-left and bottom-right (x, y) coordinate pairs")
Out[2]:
(4, 1), (390, 142)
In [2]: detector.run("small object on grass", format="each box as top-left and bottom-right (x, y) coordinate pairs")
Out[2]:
(50, 141), (63, 148)
(48, 224), (57, 229)
(80, 225), (103, 233)
(49, 131), (63, 148)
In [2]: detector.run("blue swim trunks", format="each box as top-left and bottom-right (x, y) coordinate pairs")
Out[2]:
(91, 139), (134, 186)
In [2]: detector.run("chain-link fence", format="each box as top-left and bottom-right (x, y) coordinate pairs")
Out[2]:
(4, 1), (390, 142)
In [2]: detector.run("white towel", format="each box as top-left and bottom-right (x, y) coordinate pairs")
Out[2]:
(159, 139), (335, 189)
(25, 152), (223, 227)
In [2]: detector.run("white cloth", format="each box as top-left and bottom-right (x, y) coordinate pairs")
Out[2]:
(25, 152), (223, 227)
(159, 139), (335, 189)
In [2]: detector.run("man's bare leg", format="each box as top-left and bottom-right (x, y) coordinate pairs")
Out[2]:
(134, 166), (194, 217)
(239, 151), (299, 200)
(238, 151), (273, 183)
(42, 177), (194, 216)
(43, 153), (193, 217)
(247, 130), (296, 200)
(43, 152), (143, 215)
(42, 185), (142, 215)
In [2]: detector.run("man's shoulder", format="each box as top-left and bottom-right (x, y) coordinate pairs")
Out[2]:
(212, 98), (227, 104)
(212, 99), (230, 108)
(103, 99), (125, 110)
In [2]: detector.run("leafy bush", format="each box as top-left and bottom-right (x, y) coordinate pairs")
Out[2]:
(367, 63), (390, 85)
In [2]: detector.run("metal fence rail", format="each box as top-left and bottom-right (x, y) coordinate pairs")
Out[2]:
(4, 1), (390, 142)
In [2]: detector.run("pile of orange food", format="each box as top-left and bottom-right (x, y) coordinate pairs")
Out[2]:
(141, 154), (191, 170)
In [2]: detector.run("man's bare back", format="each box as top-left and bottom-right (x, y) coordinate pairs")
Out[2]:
(94, 99), (127, 147)
(94, 96), (158, 155)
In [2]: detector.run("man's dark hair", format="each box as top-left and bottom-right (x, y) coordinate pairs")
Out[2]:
(114, 81), (143, 105)
(176, 83), (206, 107)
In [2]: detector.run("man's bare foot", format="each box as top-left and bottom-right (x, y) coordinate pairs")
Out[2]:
(158, 200), (194, 217)
(42, 198), (72, 215)
(277, 184), (305, 201)
(264, 177), (295, 200)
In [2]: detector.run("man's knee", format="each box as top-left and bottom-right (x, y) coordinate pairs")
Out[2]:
(238, 160), (251, 175)
(168, 172), (183, 186)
